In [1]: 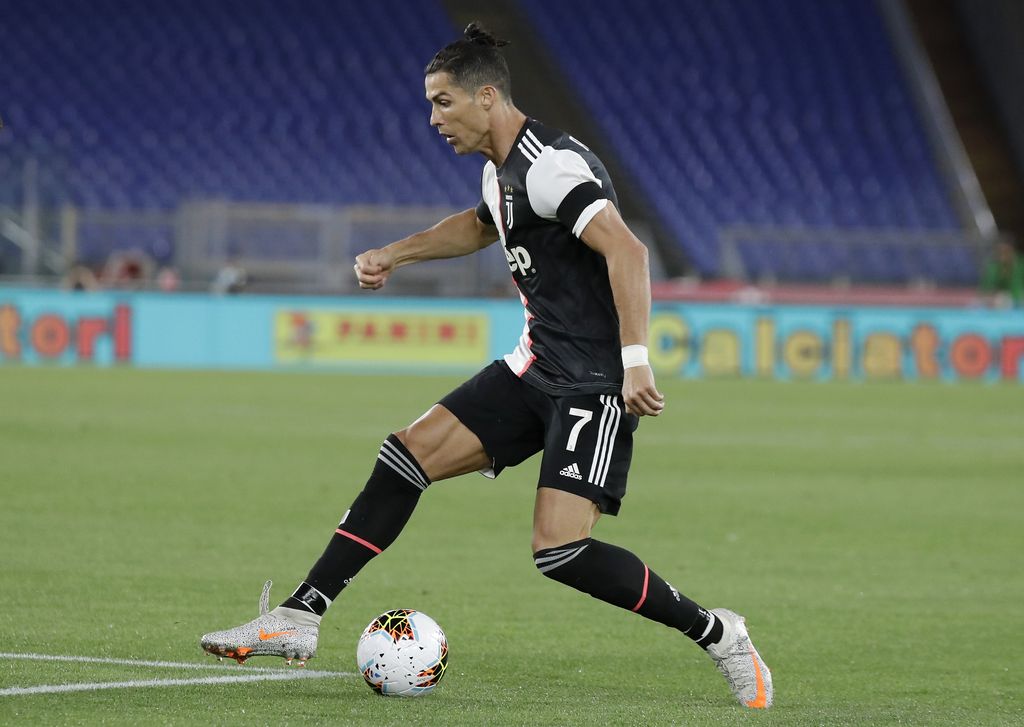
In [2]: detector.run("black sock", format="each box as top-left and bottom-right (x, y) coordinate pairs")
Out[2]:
(281, 434), (429, 616)
(534, 538), (724, 648)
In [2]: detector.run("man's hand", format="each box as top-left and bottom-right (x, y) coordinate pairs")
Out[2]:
(354, 248), (396, 290)
(351, 210), (497, 291)
(623, 365), (665, 417)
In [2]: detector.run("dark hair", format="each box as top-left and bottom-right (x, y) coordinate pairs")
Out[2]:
(425, 22), (512, 99)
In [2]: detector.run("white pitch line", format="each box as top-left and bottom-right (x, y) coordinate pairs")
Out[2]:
(0, 651), (330, 673)
(0, 671), (342, 697)
(0, 651), (354, 697)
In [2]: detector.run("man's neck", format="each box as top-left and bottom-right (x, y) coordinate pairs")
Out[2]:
(482, 106), (528, 167)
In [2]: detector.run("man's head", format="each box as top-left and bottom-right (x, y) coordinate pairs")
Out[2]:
(424, 22), (512, 155)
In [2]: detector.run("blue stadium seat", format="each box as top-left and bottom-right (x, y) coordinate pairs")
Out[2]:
(2, 0), (972, 282)
(519, 0), (964, 282)
(0, 0), (478, 263)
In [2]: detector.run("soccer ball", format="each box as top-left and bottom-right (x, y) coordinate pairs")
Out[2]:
(356, 609), (448, 697)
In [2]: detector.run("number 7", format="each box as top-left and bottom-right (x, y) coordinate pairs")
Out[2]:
(566, 408), (593, 452)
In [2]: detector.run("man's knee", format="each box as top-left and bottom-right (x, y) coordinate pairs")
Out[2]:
(531, 488), (601, 553)
(393, 422), (425, 457)
(391, 410), (446, 477)
(532, 527), (575, 555)
(392, 427), (412, 451)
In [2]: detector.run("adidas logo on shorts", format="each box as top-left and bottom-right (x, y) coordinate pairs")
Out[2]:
(559, 462), (583, 480)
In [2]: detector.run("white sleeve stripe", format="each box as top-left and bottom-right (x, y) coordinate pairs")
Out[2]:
(521, 133), (544, 158)
(524, 129), (545, 154)
(518, 142), (538, 163)
(571, 198), (609, 237)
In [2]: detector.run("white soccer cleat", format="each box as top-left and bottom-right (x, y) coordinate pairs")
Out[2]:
(200, 581), (318, 666)
(705, 608), (773, 709)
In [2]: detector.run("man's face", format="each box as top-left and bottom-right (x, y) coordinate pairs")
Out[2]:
(425, 72), (490, 155)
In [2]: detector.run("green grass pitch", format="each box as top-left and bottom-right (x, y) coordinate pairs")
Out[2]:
(1, 367), (1022, 726)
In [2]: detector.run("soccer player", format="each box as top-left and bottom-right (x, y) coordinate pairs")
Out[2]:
(201, 23), (773, 709)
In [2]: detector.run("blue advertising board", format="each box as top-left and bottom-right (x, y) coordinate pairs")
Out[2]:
(1, 289), (1022, 382)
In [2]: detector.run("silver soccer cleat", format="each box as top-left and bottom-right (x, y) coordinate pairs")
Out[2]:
(200, 581), (318, 666)
(705, 608), (773, 709)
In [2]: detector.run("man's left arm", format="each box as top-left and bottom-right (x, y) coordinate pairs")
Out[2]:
(579, 204), (665, 417)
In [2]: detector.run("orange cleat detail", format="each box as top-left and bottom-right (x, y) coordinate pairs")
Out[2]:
(744, 649), (769, 709)
(199, 581), (319, 665)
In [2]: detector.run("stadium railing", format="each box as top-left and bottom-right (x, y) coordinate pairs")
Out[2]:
(55, 202), (514, 297)
(717, 225), (994, 287)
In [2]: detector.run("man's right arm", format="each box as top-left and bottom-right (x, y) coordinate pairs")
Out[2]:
(354, 209), (498, 290)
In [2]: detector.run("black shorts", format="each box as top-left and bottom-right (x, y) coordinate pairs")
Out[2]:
(439, 360), (639, 516)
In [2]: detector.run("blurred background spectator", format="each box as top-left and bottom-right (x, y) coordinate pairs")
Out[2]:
(157, 266), (182, 293)
(211, 258), (248, 295)
(101, 250), (154, 290)
(61, 262), (100, 292)
(980, 239), (1023, 308)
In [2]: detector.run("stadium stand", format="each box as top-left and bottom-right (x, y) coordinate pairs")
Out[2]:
(0, 0), (477, 264)
(1, 0), (980, 285)
(518, 0), (971, 283)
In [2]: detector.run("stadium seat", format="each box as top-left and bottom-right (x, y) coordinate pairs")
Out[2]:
(518, 0), (966, 283)
(0, 0), (478, 263)
(3, 0), (973, 283)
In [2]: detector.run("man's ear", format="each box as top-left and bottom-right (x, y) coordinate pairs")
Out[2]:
(478, 85), (496, 110)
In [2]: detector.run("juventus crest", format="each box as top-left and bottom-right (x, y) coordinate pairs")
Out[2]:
(504, 184), (514, 229)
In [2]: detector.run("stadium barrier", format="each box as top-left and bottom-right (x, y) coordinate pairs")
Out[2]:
(50, 202), (514, 297)
(1, 289), (1022, 382)
(717, 225), (994, 286)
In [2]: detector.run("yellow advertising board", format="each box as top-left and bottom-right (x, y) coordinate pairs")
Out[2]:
(274, 309), (489, 365)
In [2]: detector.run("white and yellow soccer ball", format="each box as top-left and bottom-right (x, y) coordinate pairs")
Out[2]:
(356, 609), (448, 697)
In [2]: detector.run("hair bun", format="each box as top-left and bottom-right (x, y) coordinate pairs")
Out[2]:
(463, 21), (509, 48)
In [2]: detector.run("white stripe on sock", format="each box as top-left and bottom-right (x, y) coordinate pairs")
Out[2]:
(697, 613), (717, 642)
(378, 449), (427, 491)
(380, 440), (429, 488)
(536, 544), (590, 573)
(377, 454), (423, 490)
(534, 546), (585, 566)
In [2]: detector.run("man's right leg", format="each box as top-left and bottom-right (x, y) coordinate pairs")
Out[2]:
(200, 404), (489, 665)
(275, 405), (490, 618)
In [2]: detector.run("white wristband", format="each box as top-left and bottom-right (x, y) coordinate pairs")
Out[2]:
(621, 344), (649, 369)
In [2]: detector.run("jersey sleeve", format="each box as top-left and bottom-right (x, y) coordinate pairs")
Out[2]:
(475, 198), (495, 226)
(525, 147), (610, 237)
(476, 161), (497, 227)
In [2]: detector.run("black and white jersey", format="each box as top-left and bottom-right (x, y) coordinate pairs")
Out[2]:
(475, 118), (622, 396)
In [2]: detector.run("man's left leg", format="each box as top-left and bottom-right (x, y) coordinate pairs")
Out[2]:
(531, 487), (723, 649)
(532, 488), (773, 709)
